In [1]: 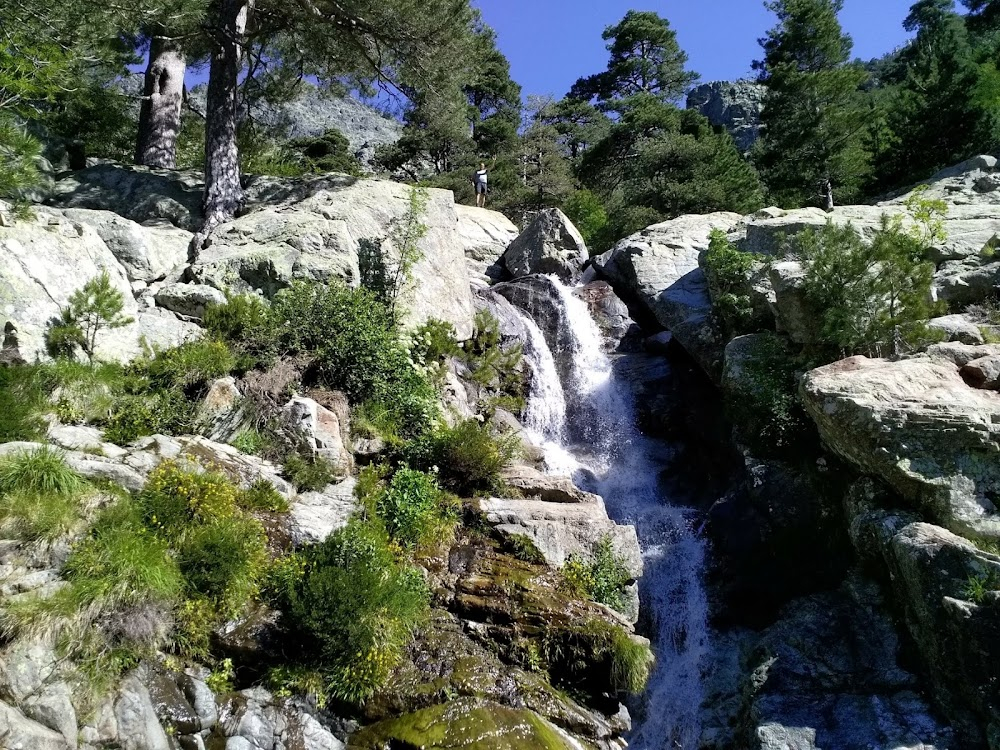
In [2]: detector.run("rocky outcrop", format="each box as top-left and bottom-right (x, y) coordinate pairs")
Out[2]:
(455, 205), (519, 283)
(500, 209), (588, 283)
(280, 395), (353, 475)
(801, 354), (1000, 538)
(188, 173), (477, 338)
(848, 485), (1000, 745)
(0, 207), (200, 362)
(593, 212), (744, 377)
(686, 80), (765, 153)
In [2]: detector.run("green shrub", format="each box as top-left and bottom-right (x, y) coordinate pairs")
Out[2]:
(231, 428), (268, 456)
(0, 446), (83, 498)
(144, 339), (236, 391)
(374, 467), (455, 549)
(405, 318), (460, 385)
(282, 453), (338, 493)
(288, 127), (362, 176)
(562, 536), (632, 615)
(45, 272), (134, 363)
(238, 478), (290, 513)
(0, 366), (49, 441)
(403, 419), (517, 496)
(104, 391), (193, 445)
(703, 229), (762, 335)
(45, 361), (127, 425)
(725, 332), (811, 454)
(289, 520), (429, 703)
(178, 515), (268, 615)
(203, 293), (277, 367)
(607, 623), (654, 694)
(461, 310), (525, 412)
(139, 461), (241, 536)
(797, 213), (944, 360)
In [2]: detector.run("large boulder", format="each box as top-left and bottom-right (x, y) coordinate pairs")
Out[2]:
(500, 209), (588, 283)
(59, 209), (190, 283)
(801, 354), (1000, 538)
(0, 208), (198, 362)
(455, 204), (519, 281)
(188, 174), (476, 338)
(848, 489), (1000, 745)
(0, 701), (69, 750)
(280, 396), (353, 475)
(50, 164), (205, 231)
(593, 212), (743, 378)
(153, 283), (226, 319)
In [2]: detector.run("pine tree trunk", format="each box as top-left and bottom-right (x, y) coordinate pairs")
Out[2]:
(200, 0), (252, 236)
(135, 36), (186, 169)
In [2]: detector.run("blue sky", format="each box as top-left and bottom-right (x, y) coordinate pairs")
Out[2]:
(473, 0), (920, 100)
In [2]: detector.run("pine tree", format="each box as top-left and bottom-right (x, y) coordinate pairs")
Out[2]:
(871, 0), (997, 191)
(753, 0), (870, 208)
(570, 10), (698, 110)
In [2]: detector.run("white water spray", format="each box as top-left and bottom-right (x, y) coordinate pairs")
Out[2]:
(513, 277), (710, 749)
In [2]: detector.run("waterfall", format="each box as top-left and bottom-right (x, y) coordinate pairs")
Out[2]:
(511, 277), (710, 749)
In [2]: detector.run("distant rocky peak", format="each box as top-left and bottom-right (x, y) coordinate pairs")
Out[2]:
(686, 79), (765, 153)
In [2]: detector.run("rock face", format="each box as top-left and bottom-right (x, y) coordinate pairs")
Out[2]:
(801, 354), (1000, 539)
(501, 209), (588, 283)
(0, 207), (200, 362)
(454, 205), (519, 282)
(188, 174), (477, 339)
(593, 212), (744, 376)
(848, 487), (1000, 744)
(686, 80), (765, 153)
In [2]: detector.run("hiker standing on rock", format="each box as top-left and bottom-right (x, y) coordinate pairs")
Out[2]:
(472, 161), (490, 208)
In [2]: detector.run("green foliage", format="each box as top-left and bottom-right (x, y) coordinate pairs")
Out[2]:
(403, 419), (517, 497)
(203, 293), (277, 367)
(238, 478), (289, 512)
(282, 453), (338, 493)
(47, 272), (134, 363)
(725, 332), (811, 453)
(372, 467), (455, 549)
(562, 190), (609, 251)
(797, 211), (943, 358)
(703, 229), (763, 334)
(0, 446), (83, 498)
(753, 0), (871, 207)
(404, 318), (461, 385)
(205, 658), (236, 695)
(104, 391), (193, 446)
(144, 339), (237, 392)
(288, 520), (430, 703)
(569, 10), (698, 108)
(462, 310), (526, 412)
(964, 569), (1000, 603)
(578, 96), (764, 233)
(504, 534), (546, 565)
(359, 186), (429, 317)
(46, 81), (134, 166)
(562, 537), (633, 615)
(231, 429), (268, 456)
(287, 128), (362, 176)
(606, 623), (655, 694)
(542, 618), (652, 694)
(0, 117), (41, 199)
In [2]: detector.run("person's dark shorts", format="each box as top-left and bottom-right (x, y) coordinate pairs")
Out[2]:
(475, 182), (488, 195)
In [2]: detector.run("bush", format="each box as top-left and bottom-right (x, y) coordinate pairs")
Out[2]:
(104, 391), (193, 445)
(178, 515), (268, 614)
(288, 127), (362, 176)
(374, 467), (455, 549)
(796, 200), (945, 360)
(403, 419), (517, 497)
(238, 478), (290, 513)
(288, 520), (429, 703)
(203, 293), (277, 367)
(562, 537), (632, 615)
(45, 272), (134, 363)
(282, 453), (337, 493)
(144, 339), (236, 391)
(0, 366), (49, 441)
(725, 332), (811, 454)
(404, 318), (460, 385)
(461, 310), (525, 413)
(231, 428), (268, 456)
(703, 229), (762, 335)
(140, 461), (241, 536)
(0, 446), (83, 498)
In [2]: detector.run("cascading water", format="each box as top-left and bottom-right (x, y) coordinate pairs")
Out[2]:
(513, 277), (710, 749)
